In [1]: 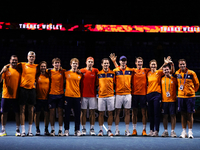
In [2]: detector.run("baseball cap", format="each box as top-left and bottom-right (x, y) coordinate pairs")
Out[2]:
(119, 56), (127, 61)
(28, 51), (36, 56)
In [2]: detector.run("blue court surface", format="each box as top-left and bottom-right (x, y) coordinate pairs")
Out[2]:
(0, 121), (200, 150)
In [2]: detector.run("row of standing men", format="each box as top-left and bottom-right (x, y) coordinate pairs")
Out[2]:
(0, 52), (199, 138)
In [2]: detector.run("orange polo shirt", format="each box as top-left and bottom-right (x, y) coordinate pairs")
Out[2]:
(2, 67), (21, 99)
(97, 69), (115, 98)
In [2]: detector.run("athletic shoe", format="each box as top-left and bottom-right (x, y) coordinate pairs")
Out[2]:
(115, 130), (120, 136)
(58, 130), (63, 136)
(161, 131), (169, 137)
(64, 130), (69, 136)
(152, 131), (158, 137)
(107, 130), (113, 136)
(179, 131), (187, 138)
(0, 130), (7, 137)
(170, 131), (177, 137)
(148, 130), (153, 136)
(74, 130), (81, 136)
(125, 130), (131, 136)
(35, 129), (40, 136)
(50, 130), (55, 136)
(188, 131), (194, 139)
(44, 129), (50, 136)
(27, 132), (33, 136)
(15, 129), (21, 136)
(21, 132), (26, 137)
(89, 128), (96, 136)
(82, 128), (86, 136)
(98, 130), (103, 136)
(132, 129), (137, 136)
(142, 129), (147, 136)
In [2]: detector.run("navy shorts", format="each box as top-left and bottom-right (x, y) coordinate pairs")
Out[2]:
(1, 98), (20, 113)
(35, 99), (49, 112)
(161, 102), (176, 115)
(178, 98), (195, 113)
(19, 87), (36, 105)
(132, 95), (147, 108)
(48, 94), (64, 109)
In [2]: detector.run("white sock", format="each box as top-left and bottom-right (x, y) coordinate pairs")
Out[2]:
(90, 125), (94, 129)
(126, 124), (129, 131)
(108, 125), (112, 130)
(133, 124), (136, 130)
(171, 130), (174, 132)
(165, 129), (168, 132)
(100, 126), (103, 130)
(21, 125), (25, 133)
(143, 125), (146, 130)
(115, 125), (119, 131)
(82, 125), (86, 129)
(16, 126), (19, 130)
(189, 129), (192, 132)
(51, 126), (55, 131)
(183, 128), (186, 132)
(28, 125), (32, 133)
(59, 126), (62, 131)
(2, 125), (5, 130)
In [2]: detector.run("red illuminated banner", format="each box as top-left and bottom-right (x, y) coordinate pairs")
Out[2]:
(0, 22), (200, 33)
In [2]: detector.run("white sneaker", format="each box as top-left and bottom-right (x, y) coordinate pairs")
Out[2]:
(89, 129), (96, 136)
(98, 130), (103, 136)
(15, 129), (21, 136)
(0, 130), (7, 137)
(148, 130), (153, 136)
(58, 130), (63, 136)
(171, 131), (177, 137)
(74, 130), (82, 136)
(64, 130), (69, 136)
(161, 131), (168, 137)
(188, 131), (194, 139)
(115, 130), (120, 136)
(82, 128), (86, 136)
(50, 130), (55, 136)
(179, 131), (187, 138)
(125, 130), (131, 136)
(107, 130), (113, 136)
(27, 132), (33, 137)
(152, 131), (158, 137)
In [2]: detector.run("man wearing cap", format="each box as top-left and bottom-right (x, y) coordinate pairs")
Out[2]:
(80, 57), (99, 136)
(113, 55), (132, 136)
(18, 51), (38, 137)
(175, 59), (199, 138)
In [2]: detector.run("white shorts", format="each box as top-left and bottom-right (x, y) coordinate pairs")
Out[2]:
(81, 97), (97, 109)
(115, 94), (132, 109)
(98, 96), (115, 111)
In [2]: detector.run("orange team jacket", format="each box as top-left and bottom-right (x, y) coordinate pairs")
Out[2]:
(80, 68), (99, 97)
(175, 68), (199, 98)
(49, 68), (65, 95)
(36, 73), (50, 100)
(147, 70), (164, 94)
(65, 70), (82, 98)
(2, 67), (21, 99)
(19, 62), (38, 89)
(132, 68), (150, 95)
(97, 69), (115, 98)
(113, 66), (132, 95)
(161, 75), (177, 102)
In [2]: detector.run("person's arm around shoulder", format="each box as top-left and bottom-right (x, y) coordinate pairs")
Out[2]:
(0, 64), (9, 83)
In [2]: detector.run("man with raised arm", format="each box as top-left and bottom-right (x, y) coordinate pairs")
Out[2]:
(80, 57), (99, 136)
(97, 58), (115, 136)
(0, 55), (21, 136)
(175, 59), (199, 139)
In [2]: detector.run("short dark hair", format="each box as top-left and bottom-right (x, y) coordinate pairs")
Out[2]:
(178, 59), (186, 64)
(135, 57), (143, 62)
(11, 55), (18, 58)
(39, 61), (47, 68)
(52, 58), (61, 64)
(101, 58), (110, 64)
(163, 64), (171, 69)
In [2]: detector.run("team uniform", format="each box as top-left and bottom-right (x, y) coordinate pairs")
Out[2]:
(64, 70), (82, 136)
(146, 70), (164, 135)
(80, 68), (99, 109)
(48, 68), (65, 109)
(97, 69), (115, 136)
(175, 68), (199, 113)
(113, 66), (132, 135)
(0, 67), (21, 136)
(18, 62), (38, 105)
